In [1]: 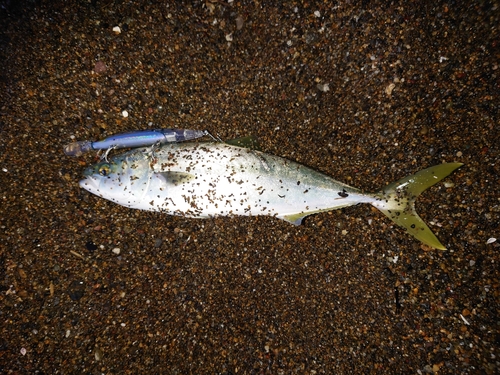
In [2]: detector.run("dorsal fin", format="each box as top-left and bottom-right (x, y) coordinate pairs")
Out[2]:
(225, 136), (261, 151)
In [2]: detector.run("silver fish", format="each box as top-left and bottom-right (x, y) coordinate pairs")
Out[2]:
(79, 141), (462, 249)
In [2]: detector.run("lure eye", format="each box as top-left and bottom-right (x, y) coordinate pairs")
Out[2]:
(98, 164), (111, 176)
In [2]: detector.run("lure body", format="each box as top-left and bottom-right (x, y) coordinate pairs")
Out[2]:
(64, 128), (206, 156)
(79, 142), (462, 249)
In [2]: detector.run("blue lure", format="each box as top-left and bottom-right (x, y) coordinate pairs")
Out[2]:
(63, 128), (208, 157)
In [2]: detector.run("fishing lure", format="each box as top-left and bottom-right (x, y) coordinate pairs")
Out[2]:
(63, 128), (208, 157)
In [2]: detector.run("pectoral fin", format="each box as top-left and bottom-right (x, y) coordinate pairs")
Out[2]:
(157, 171), (195, 186)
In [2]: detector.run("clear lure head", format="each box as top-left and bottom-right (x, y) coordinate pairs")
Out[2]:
(63, 141), (93, 157)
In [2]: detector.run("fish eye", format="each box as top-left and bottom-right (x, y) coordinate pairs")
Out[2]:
(98, 164), (111, 176)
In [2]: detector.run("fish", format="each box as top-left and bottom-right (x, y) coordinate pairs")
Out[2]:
(79, 140), (463, 249)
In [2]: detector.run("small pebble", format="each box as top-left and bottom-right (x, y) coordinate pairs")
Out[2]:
(68, 281), (85, 301)
(317, 83), (330, 92)
(94, 61), (107, 74)
(385, 83), (396, 96)
(94, 347), (103, 361)
(112, 26), (121, 34)
(432, 363), (443, 372)
(235, 15), (244, 30)
(85, 241), (97, 252)
(122, 110), (129, 118)
(112, 248), (121, 255)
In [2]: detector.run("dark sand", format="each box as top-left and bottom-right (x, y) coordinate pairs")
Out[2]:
(1, 1), (498, 373)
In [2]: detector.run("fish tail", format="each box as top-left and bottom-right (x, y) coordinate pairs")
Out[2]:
(371, 163), (463, 249)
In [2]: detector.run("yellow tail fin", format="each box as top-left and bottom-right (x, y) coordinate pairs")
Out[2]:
(372, 163), (463, 249)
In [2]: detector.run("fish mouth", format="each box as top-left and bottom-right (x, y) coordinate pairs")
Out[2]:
(79, 176), (100, 193)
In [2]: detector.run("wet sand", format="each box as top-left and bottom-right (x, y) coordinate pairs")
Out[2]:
(0, 1), (498, 373)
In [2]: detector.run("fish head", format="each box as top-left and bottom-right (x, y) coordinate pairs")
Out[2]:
(79, 149), (152, 207)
